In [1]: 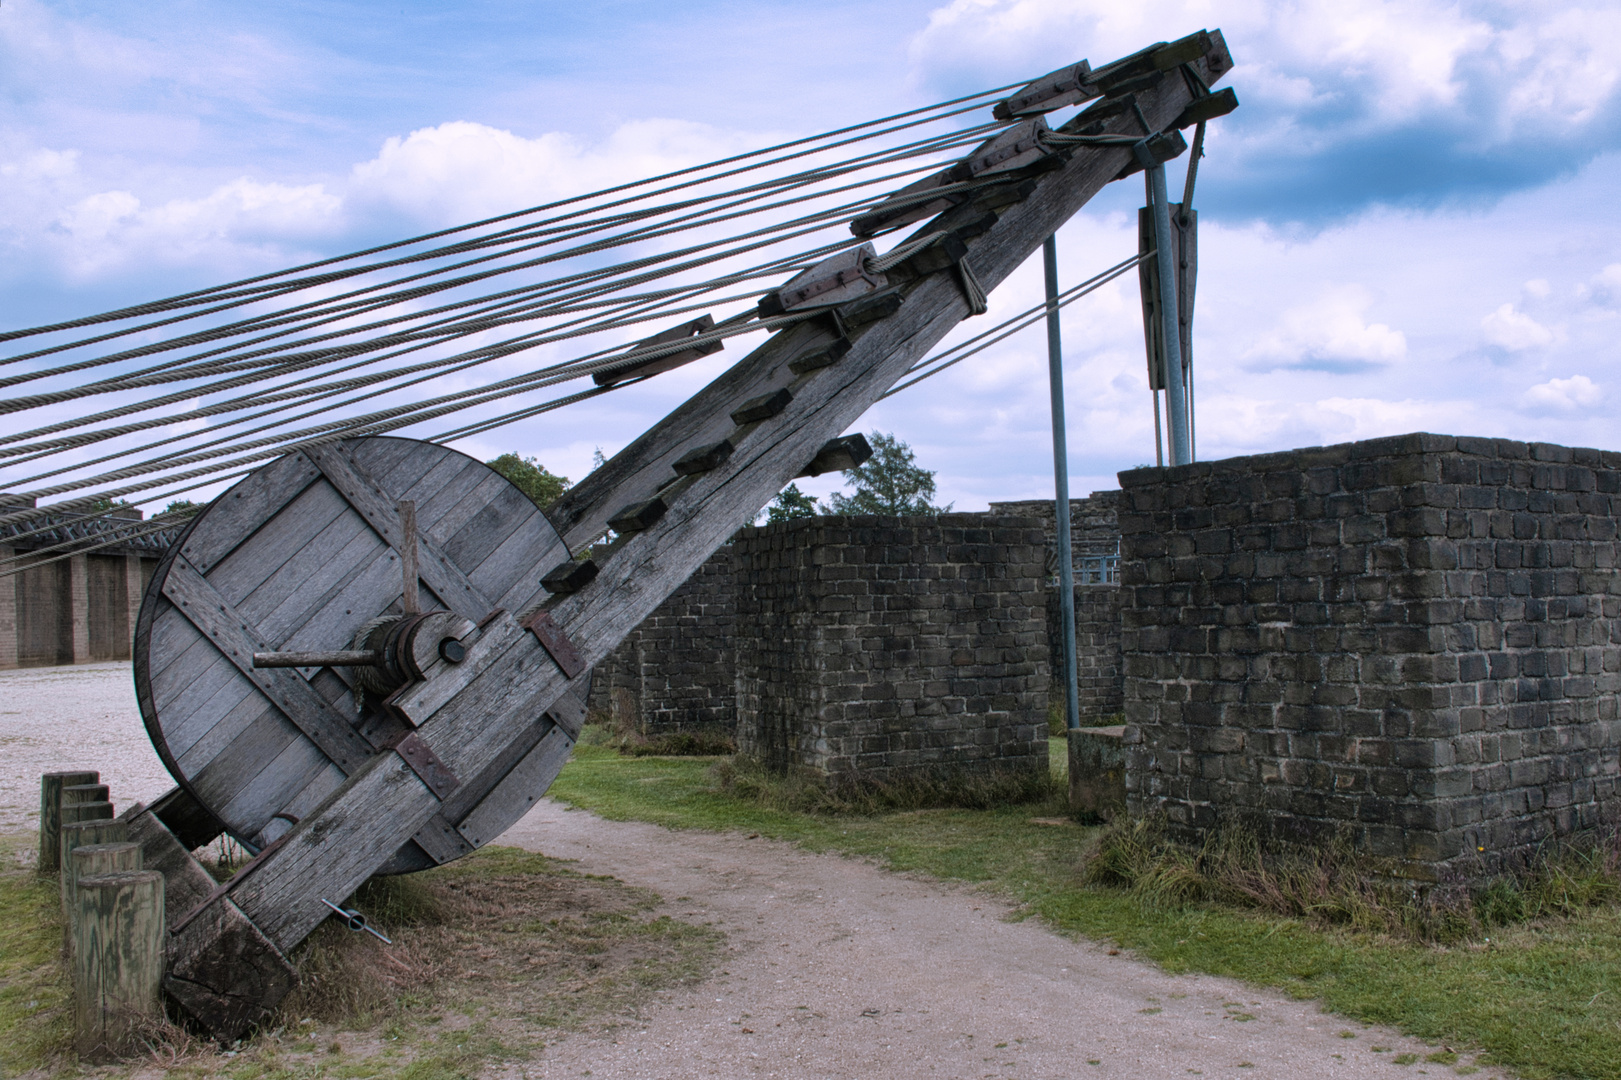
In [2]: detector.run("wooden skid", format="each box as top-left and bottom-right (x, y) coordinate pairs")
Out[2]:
(150, 29), (1234, 1036)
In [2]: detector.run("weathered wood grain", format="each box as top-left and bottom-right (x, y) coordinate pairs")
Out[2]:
(179, 452), (322, 575)
(162, 555), (374, 772)
(38, 770), (99, 872)
(456, 725), (574, 847)
(72, 870), (165, 1063)
(121, 804), (218, 925)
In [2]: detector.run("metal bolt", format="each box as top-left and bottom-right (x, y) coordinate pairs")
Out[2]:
(438, 638), (467, 664)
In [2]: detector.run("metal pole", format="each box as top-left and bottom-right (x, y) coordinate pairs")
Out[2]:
(1147, 163), (1190, 466)
(1043, 235), (1081, 733)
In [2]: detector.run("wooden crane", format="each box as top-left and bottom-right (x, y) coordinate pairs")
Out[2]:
(117, 29), (1236, 1039)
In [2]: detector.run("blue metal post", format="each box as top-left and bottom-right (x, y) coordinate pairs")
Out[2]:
(1044, 235), (1080, 732)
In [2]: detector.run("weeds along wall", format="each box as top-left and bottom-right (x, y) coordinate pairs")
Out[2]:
(729, 514), (1051, 783)
(1118, 433), (1621, 880)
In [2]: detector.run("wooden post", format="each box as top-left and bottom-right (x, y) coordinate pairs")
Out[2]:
(72, 870), (165, 1063)
(61, 800), (114, 831)
(38, 771), (99, 872)
(66, 841), (141, 920)
(62, 783), (110, 809)
(60, 820), (129, 920)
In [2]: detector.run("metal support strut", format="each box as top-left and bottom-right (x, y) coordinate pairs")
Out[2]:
(1043, 235), (1081, 732)
(1145, 161), (1191, 466)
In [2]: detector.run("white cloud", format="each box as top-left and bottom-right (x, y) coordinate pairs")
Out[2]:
(1481, 302), (1554, 352)
(1524, 375), (1602, 410)
(1585, 263), (1621, 307)
(45, 177), (341, 280)
(1242, 285), (1406, 368)
(348, 119), (766, 228)
(908, 1), (1621, 141)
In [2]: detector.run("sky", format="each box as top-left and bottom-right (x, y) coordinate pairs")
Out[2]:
(4, 0), (1621, 512)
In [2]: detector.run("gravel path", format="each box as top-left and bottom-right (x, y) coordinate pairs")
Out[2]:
(0, 662), (1501, 1078)
(0, 662), (171, 836)
(499, 802), (1503, 1080)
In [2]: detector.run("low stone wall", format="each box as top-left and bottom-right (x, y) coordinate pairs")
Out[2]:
(732, 514), (1050, 784)
(1119, 433), (1621, 878)
(587, 546), (735, 735)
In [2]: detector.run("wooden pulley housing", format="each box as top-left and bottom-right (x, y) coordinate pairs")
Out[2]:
(133, 436), (586, 874)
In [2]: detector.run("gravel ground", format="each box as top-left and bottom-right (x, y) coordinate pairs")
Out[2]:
(0, 662), (171, 836)
(1, 662), (1503, 1078)
(497, 802), (1504, 1080)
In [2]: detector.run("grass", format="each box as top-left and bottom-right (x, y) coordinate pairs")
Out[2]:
(548, 738), (1621, 1080)
(0, 841), (721, 1079)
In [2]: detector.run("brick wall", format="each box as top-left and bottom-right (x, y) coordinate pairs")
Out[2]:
(731, 514), (1050, 784)
(1118, 433), (1621, 878)
(587, 546), (735, 735)
(1049, 584), (1125, 723)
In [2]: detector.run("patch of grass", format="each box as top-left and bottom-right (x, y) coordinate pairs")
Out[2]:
(0, 837), (72, 1075)
(711, 753), (1059, 815)
(548, 744), (1621, 1080)
(0, 840), (720, 1079)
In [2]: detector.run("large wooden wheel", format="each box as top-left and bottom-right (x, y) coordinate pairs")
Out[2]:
(134, 437), (577, 872)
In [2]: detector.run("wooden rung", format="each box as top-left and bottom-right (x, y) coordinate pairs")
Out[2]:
(671, 439), (734, 476)
(730, 388), (793, 425)
(540, 558), (599, 595)
(788, 338), (851, 375)
(797, 434), (872, 478)
(594, 314), (723, 388)
(1174, 86), (1238, 128)
(606, 497), (668, 533)
(838, 290), (905, 329)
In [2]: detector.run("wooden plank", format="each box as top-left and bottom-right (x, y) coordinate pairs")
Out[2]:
(165, 896), (296, 1043)
(189, 709), (308, 817)
(236, 507), (373, 628)
(205, 480), (353, 608)
(161, 555), (375, 773)
(254, 526), (387, 647)
(168, 668), (260, 764)
(474, 523), (555, 615)
(122, 805), (220, 926)
(147, 607), (216, 696)
(271, 546), (413, 661)
(304, 443), (493, 619)
(193, 30), (1233, 965)
(411, 457), (493, 535)
(179, 452), (323, 574)
(439, 476), (532, 568)
(152, 651), (241, 749)
(347, 432), (427, 477)
(456, 726), (574, 846)
(215, 737), (335, 842)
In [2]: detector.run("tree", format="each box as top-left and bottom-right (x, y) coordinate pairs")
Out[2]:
(164, 499), (202, 518)
(763, 483), (819, 524)
(487, 453), (570, 509)
(827, 432), (950, 516)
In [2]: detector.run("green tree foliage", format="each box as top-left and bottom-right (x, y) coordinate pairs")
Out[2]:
(487, 453), (570, 509)
(763, 483), (819, 524)
(827, 432), (950, 516)
(164, 499), (202, 518)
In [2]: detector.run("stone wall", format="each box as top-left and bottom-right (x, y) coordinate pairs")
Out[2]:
(1049, 584), (1125, 724)
(587, 546), (735, 735)
(1118, 433), (1621, 878)
(995, 494), (1125, 724)
(732, 514), (1050, 783)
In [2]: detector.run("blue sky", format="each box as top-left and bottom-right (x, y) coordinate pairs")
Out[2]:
(4, 0), (1621, 511)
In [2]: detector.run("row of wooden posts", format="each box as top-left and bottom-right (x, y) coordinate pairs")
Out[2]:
(38, 770), (165, 1063)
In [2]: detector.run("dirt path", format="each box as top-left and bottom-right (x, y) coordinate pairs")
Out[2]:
(499, 802), (1500, 1080)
